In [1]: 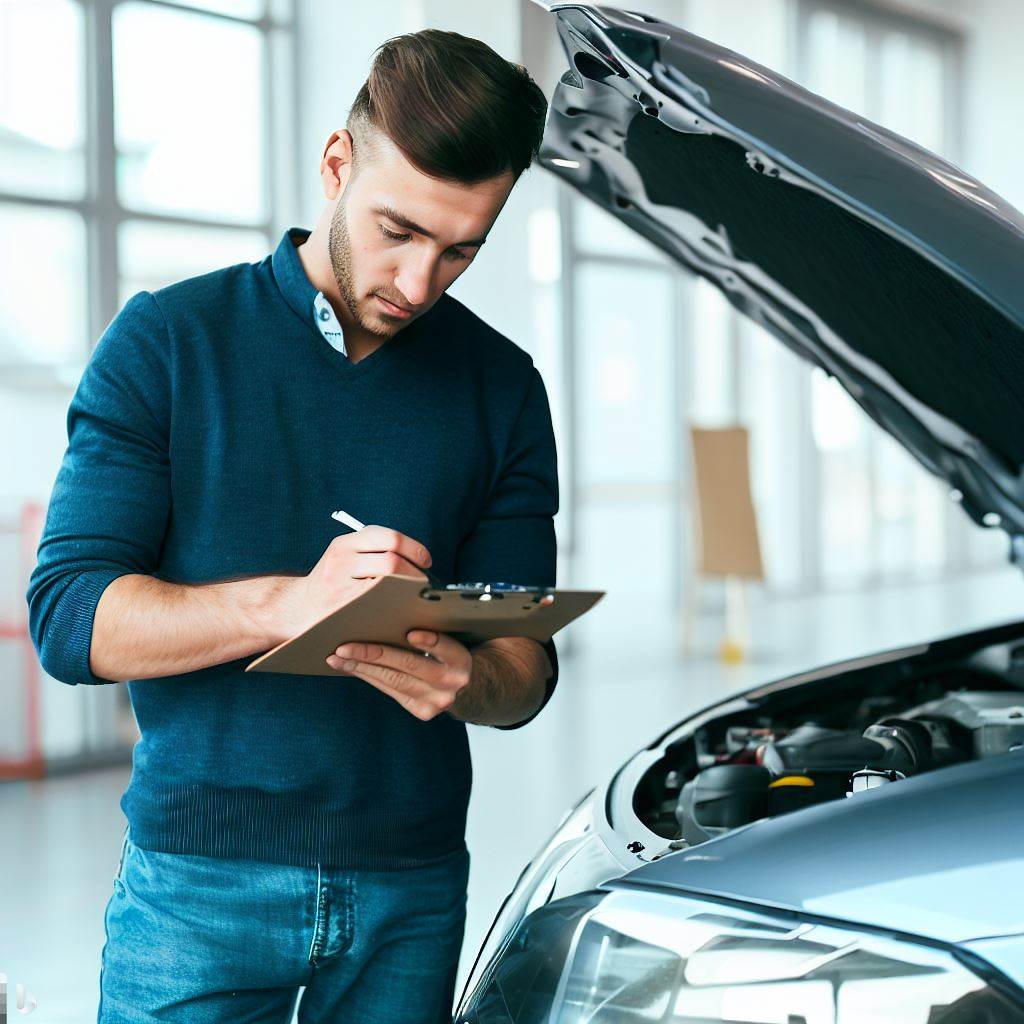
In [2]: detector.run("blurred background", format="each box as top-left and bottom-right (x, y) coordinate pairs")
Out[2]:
(2, 0), (1023, 1018)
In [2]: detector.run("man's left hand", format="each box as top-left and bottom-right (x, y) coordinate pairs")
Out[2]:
(325, 630), (472, 721)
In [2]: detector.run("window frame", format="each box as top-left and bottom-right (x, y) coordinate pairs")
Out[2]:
(0, 0), (298, 370)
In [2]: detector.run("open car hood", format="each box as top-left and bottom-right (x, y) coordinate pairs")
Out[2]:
(536, 3), (1024, 567)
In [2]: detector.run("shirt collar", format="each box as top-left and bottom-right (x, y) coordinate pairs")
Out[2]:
(272, 225), (347, 357)
(272, 226), (318, 324)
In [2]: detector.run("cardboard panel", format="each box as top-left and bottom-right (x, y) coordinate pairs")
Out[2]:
(690, 425), (764, 579)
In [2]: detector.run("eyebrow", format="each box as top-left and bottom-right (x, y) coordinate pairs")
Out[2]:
(374, 205), (488, 248)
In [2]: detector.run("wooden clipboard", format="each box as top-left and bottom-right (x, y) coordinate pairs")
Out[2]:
(245, 574), (605, 677)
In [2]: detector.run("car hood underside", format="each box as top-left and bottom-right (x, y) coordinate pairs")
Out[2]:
(537, 2), (1024, 567)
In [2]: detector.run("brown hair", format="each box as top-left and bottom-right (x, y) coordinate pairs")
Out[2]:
(347, 29), (547, 183)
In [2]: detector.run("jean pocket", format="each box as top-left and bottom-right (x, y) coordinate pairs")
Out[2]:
(113, 825), (131, 888)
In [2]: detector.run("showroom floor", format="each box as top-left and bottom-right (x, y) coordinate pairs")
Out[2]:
(3, 566), (1023, 1021)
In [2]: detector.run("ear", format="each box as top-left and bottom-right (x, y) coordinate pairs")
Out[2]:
(319, 129), (355, 201)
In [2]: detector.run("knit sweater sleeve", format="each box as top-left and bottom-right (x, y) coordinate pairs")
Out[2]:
(26, 291), (173, 686)
(453, 364), (561, 729)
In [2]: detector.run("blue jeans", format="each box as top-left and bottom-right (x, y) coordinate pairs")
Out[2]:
(97, 826), (469, 1022)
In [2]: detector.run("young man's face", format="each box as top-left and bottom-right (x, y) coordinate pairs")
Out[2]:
(327, 131), (517, 339)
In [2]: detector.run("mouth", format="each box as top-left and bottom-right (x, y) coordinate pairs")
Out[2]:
(374, 294), (415, 319)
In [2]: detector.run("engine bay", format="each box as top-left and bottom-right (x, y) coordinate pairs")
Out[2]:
(633, 651), (1024, 847)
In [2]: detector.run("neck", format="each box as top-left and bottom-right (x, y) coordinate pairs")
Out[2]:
(294, 209), (384, 363)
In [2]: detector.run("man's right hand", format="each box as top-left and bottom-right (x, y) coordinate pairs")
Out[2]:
(268, 526), (434, 645)
(89, 526), (433, 682)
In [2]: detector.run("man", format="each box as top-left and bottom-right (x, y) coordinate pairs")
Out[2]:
(26, 29), (558, 1023)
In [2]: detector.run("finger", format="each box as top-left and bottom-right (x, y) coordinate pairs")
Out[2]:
(351, 656), (469, 709)
(348, 552), (427, 579)
(329, 659), (443, 721)
(333, 640), (442, 678)
(351, 525), (433, 570)
(407, 630), (467, 665)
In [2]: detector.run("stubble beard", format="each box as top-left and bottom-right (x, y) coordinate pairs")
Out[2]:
(327, 198), (402, 341)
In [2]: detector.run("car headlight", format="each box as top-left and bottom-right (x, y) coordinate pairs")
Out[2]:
(459, 788), (624, 1012)
(458, 887), (1024, 1023)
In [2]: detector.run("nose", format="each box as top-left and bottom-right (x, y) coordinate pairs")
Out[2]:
(394, 249), (435, 309)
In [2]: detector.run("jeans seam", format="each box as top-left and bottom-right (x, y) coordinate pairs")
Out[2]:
(305, 864), (321, 966)
(342, 873), (355, 956)
(96, 896), (114, 1023)
(308, 862), (325, 965)
(98, 827), (130, 1023)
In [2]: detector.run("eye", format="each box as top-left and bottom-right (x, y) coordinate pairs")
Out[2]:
(379, 224), (410, 242)
(444, 247), (470, 263)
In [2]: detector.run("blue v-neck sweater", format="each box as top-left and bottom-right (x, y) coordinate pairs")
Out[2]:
(26, 227), (560, 870)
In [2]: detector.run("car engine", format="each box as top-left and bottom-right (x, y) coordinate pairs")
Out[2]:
(635, 688), (1024, 847)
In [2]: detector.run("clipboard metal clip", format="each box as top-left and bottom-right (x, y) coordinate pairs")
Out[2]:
(419, 581), (556, 604)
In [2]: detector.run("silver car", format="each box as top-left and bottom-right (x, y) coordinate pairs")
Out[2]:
(456, 4), (1024, 1022)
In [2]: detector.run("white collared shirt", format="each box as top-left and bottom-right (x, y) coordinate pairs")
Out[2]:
(313, 291), (347, 357)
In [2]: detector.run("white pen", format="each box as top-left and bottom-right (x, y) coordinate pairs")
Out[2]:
(331, 509), (366, 532)
(331, 509), (444, 588)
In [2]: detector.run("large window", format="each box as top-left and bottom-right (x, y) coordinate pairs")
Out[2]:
(0, 0), (296, 379)
(795, 0), (1003, 587)
(0, 0), (296, 767)
(559, 195), (687, 652)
